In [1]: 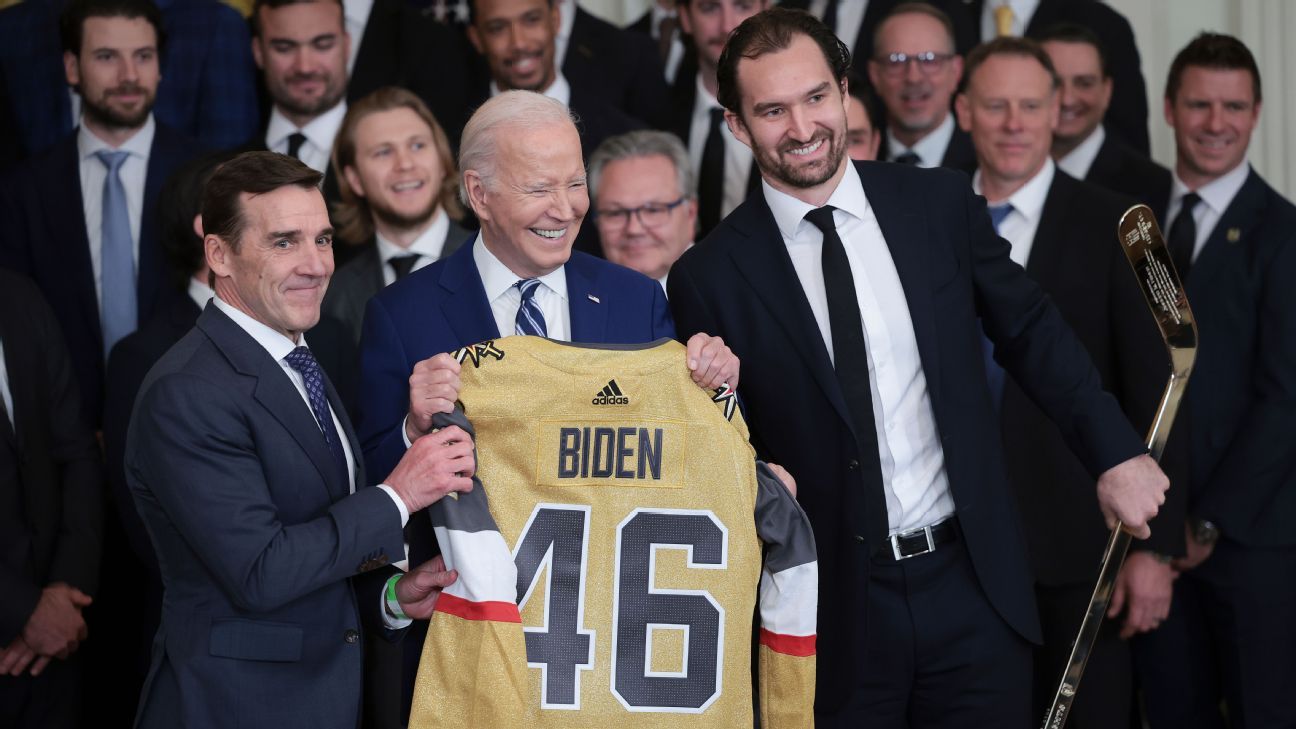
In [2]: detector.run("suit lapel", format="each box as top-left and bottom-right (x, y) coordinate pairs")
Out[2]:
(348, 0), (394, 100)
(46, 138), (103, 350)
(437, 241), (500, 345)
(1189, 170), (1267, 293)
(1025, 175), (1072, 286)
(566, 255), (608, 342)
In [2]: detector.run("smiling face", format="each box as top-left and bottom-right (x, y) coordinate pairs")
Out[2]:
(1165, 66), (1259, 190)
(727, 34), (849, 205)
(1042, 39), (1111, 156)
(868, 11), (962, 146)
(342, 107), (445, 236)
(253, 0), (349, 128)
(65, 15), (160, 133)
(207, 184), (335, 340)
(957, 53), (1058, 197)
(468, 0), (559, 93)
(467, 120), (588, 278)
(595, 154), (697, 281)
(678, 0), (766, 76)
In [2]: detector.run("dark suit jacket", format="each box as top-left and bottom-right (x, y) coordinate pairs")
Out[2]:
(880, 123), (977, 175)
(322, 220), (469, 344)
(667, 161), (1146, 719)
(356, 239), (675, 718)
(1178, 169), (1296, 547)
(126, 303), (406, 729)
(563, 6), (670, 129)
(0, 123), (200, 421)
(347, 0), (472, 146)
(1082, 128), (1172, 220)
(935, 0), (1150, 155)
(0, 271), (103, 644)
(1001, 170), (1186, 586)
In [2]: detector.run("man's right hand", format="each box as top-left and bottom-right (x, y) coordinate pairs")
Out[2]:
(20, 583), (91, 660)
(405, 353), (462, 443)
(386, 424), (476, 513)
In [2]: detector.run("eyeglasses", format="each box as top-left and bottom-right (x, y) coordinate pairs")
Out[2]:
(873, 51), (955, 77)
(594, 196), (688, 229)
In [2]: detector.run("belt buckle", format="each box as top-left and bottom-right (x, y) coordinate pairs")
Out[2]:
(890, 524), (936, 561)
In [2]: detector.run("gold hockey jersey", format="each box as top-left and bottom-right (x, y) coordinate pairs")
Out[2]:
(409, 337), (817, 729)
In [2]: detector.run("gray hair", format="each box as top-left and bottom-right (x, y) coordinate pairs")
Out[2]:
(588, 130), (696, 204)
(458, 90), (580, 208)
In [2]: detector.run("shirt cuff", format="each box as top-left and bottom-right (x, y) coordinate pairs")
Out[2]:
(401, 414), (414, 449)
(376, 484), (410, 527)
(380, 573), (413, 631)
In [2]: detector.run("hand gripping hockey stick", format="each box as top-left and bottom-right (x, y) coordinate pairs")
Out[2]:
(1041, 205), (1198, 729)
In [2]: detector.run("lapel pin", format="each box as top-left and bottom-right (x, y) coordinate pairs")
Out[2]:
(1227, 228), (1241, 243)
(587, 294), (601, 304)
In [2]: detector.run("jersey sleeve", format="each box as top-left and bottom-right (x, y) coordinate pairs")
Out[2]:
(409, 408), (531, 728)
(753, 460), (818, 729)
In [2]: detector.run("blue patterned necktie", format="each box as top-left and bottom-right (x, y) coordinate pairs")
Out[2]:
(514, 278), (547, 337)
(283, 346), (350, 488)
(982, 202), (1016, 411)
(96, 149), (137, 355)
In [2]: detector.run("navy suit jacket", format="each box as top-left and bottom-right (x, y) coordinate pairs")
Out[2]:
(126, 304), (405, 729)
(667, 161), (1146, 718)
(1179, 169), (1296, 547)
(0, 123), (200, 421)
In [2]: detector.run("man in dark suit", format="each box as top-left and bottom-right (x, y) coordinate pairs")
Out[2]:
(668, 0), (767, 239)
(0, 272), (104, 729)
(558, 0), (671, 128)
(956, 37), (1185, 727)
(356, 91), (739, 721)
(625, 0), (686, 84)
(867, 3), (976, 173)
(0, 0), (200, 422)
(126, 151), (475, 729)
(932, 0), (1150, 155)
(1133, 34), (1296, 729)
(324, 87), (470, 344)
(1040, 23), (1170, 216)
(668, 9), (1169, 726)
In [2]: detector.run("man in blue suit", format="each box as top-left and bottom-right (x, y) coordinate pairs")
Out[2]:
(357, 90), (740, 720)
(126, 152), (477, 729)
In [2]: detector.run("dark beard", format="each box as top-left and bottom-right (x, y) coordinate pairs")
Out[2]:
(755, 129), (847, 190)
(370, 196), (439, 234)
(80, 86), (154, 131)
(274, 75), (346, 120)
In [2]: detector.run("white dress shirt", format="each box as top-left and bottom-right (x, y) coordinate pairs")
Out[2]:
(688, 74), (755, 219)
(885, 113), (955, 169)
(972, 157), (1055, 268)
(490, 73), (572, 107)
(187, 277), (215, 311)
(473, 234), (570, 341)
(79, 116), (155, 308)
(1056, 125), (1105, 181)
(266, 102), (349, 175)
(764, 163), (955, 534)
(343, 0), (373, 74)
(981, 0), (1041, 39)
(0, 338), (11, 430)
(554, 0), (577, 69)
(375, 208), (450, 286)
(808, 0), (868, 55)
(1166, 161), (1251, 264)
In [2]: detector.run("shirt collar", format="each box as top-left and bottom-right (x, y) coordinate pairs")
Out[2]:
(343, 0), (373, 26)
(188, 277), (215, 312)
(78, 114), (156, 161)
(886, 113), (954, 167)
(212, 294), (305, 359)
(1056, 124), (1105, 180)
(763, 161), (871, 243)
(267, 100), (349, 153)
(490, 72), (571, 107)
(650, 2), (676, 35)
(973, 157), (1055, 224)
(557, 0), (575, 41)
(694, 72), (720, 114)
(374, 208), (450, 264)
(471, 233), (569, 304)
(1172, 159), (1251, 218)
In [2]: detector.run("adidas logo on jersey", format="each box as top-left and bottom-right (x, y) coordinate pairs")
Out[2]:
(592, 379), (629, 405)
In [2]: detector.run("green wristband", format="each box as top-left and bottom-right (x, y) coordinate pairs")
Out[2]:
(385, 574), (409, 621)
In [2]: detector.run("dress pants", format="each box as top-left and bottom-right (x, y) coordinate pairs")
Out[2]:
(0, 651), (82, 728)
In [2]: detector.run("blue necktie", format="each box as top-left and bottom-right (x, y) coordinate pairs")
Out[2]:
(283, 346), (350, 488)
(514, 278), (548, 337)
(96, 149), (137, 356)
(983, 203), (1015, 410)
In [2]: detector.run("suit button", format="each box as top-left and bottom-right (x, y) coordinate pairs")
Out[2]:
(848, 460), (859, 470)
(854, 534), (866, 543)
(344, 629), (359, 644)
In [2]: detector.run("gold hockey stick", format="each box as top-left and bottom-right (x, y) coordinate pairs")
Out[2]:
(1041, 205), (1198, 729)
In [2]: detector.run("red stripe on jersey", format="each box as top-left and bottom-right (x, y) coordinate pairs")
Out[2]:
(436, 593), (523, 623)
(759, 628), (816, 657)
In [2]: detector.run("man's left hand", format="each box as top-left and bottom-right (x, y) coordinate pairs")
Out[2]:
(395, 555), (458, 620)
(1108, 551), (1176, 639)
(1095, 454), (1168, 539)
(685, 333), (739, 391)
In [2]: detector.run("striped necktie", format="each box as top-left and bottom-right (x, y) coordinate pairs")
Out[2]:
(514, 278), (547, 337)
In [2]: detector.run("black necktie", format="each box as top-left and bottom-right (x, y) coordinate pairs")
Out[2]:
(893, 151), (921, 166)
(286, 132), (308, 160)
(388, 254), (419, 281)
(698, 107), (726, 237)
(1168, 192), (1200, 279)
(804, 206), (889, 545)
(821, 0), (839, 33)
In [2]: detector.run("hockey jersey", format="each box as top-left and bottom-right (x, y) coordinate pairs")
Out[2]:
(408, 337), (817, 728)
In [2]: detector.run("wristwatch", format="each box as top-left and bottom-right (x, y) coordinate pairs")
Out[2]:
(1188, 516), (1220, 546)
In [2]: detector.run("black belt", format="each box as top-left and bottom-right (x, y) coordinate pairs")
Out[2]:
(878, 516), (960, 561)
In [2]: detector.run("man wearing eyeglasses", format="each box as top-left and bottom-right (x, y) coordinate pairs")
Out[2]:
(589, 131), (698, 290)
(868, 2), (976, 174)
